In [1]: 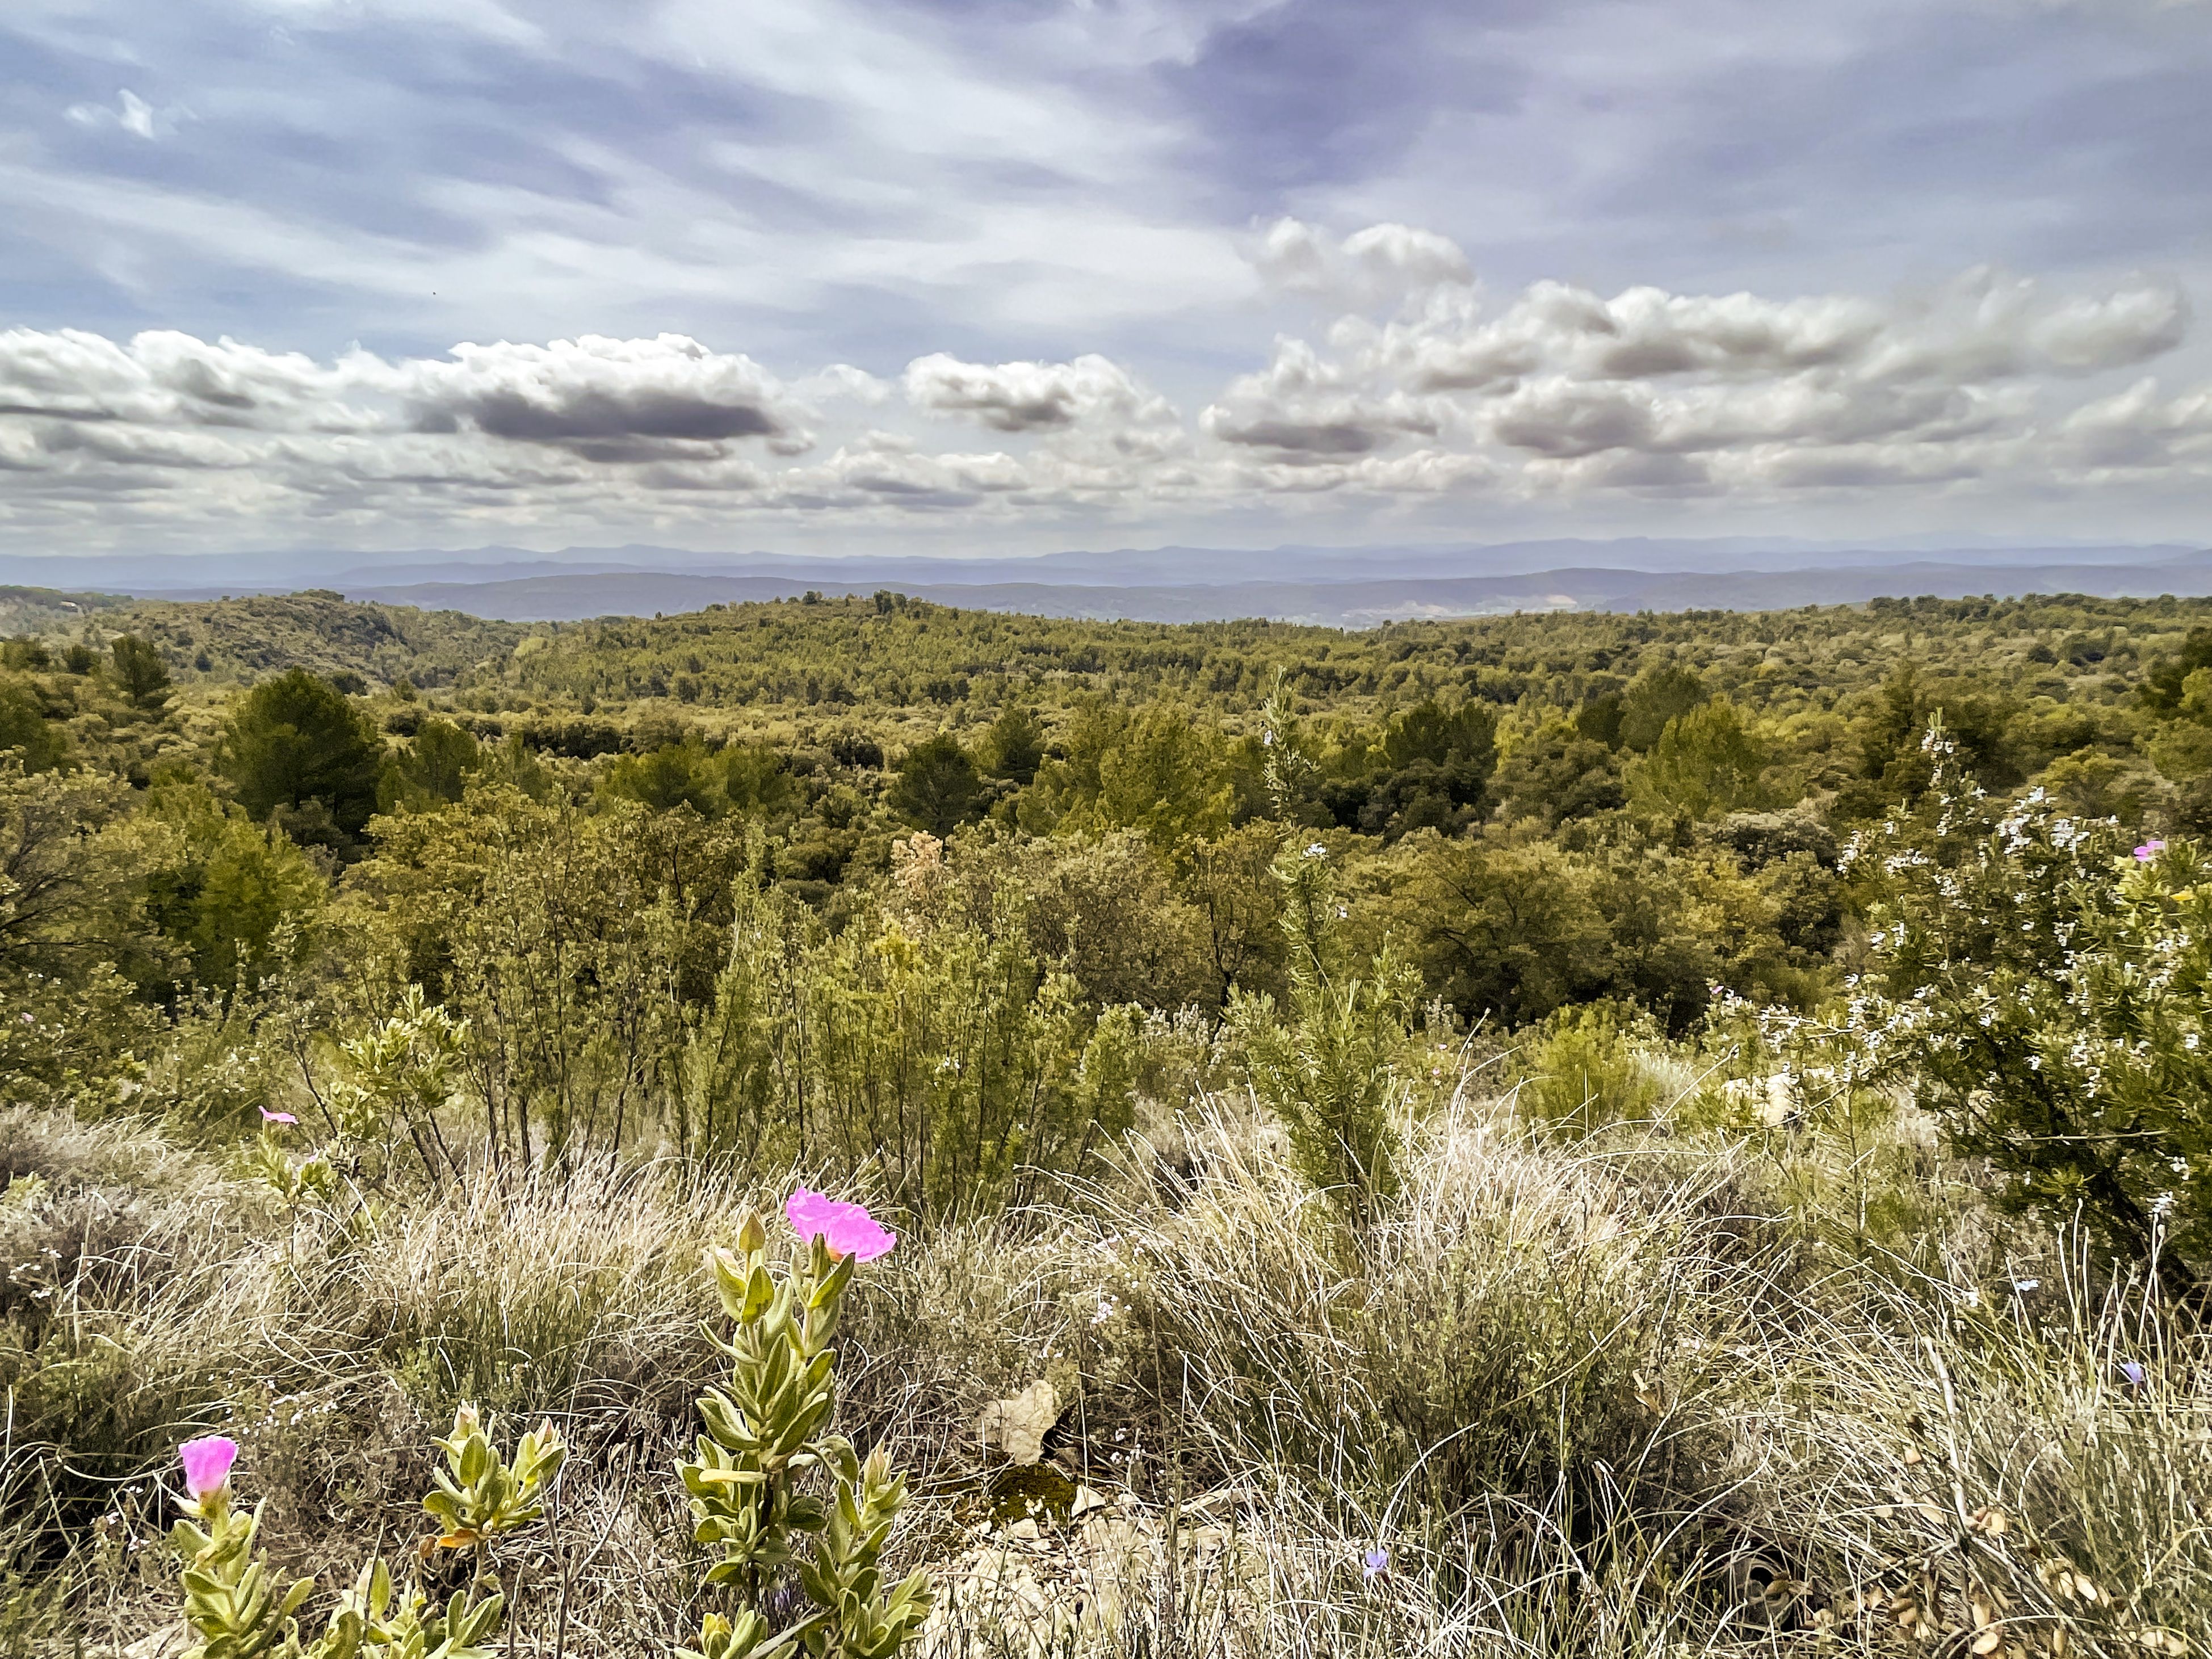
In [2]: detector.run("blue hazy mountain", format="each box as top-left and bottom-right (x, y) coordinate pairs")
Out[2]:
(10, 540), (2210, 625)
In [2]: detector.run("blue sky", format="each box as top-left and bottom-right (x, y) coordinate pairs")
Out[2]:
(3, 0), (2210, 559)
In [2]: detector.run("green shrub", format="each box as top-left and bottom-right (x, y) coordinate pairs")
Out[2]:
(1855, 726), (2212, 1292)
(1513, 1003), (1667, 1137)
(1227, 843), (1414, 1224)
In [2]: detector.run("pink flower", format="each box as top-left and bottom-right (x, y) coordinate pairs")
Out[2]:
(178, 1435), (238, 1499)
(259, 1107), (298, 1126)
(2135, 840), (2167, 862)
(785, 1187), (896, 1262)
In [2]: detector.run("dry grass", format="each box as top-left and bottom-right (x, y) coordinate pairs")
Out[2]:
(3, 1086), (2208, 1658)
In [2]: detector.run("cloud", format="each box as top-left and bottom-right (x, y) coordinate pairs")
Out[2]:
(66, 90), (164, 140)
(0, 327), (343, 426)
(792, 364), (893, 406)
(389, 336), (808, 461)
(1382, 270), (2189, 396)
(0, 251), (2206, 549)
(2056, 376), (2212, 468)
(1202, 334), (1445, 462)
(1251, 218), (1473, 312)
(903, 351), (1174, 434)
(1199, 260), (2197, 493)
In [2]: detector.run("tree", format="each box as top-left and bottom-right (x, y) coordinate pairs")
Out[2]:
(601, 737), (719, 815)
(1092, 702), (1231, 850)
(1490, 721), (1625, 828)
(217, 669), (387, 840)
(108, 633), (173, 712)
(0, 673), (66, 772)
(0, 764), (145, 978)
(1338, 697), (1497, 839)
(717, 741), (798, 814)
(1632, 698), (1773, 820)
(142, 778), (325, 992)
(1617, 663), (1709, 753)
(888, 732), (983, 837)
(1393, 833), (1611, 1025)
(1844, 666), (2021, 814)
(978, 830), (1211, 1009)
(979, 704), (1046, 785)
(383, 716), (484, 809)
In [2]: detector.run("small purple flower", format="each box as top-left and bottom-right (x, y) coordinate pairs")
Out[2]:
(178, 1435), (238, 1499)
(2118, 1360), (2147, 1389)
(1363, 1547), (1389, 1580)
(2135, 840), (2167, 862)
(259, 1107), (297, 1127)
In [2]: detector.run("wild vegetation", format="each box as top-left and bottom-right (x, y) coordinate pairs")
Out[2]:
(3, 584), (2210, 1657)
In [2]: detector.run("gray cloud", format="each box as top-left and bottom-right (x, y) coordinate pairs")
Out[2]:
(393, 335), (805, 460)
(0, 246), (2207, 547)
(901, 351), (1176, 435)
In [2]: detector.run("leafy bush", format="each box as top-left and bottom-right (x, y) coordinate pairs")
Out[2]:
(1228, 843), (1413, 1224)
(1855, 728), (2212, 1291)
(1513, 1003), (1668, 1136)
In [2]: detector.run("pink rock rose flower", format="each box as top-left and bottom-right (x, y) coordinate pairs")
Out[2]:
(785, 1187), (897, 1262)
(178, 1435), (238, 1498)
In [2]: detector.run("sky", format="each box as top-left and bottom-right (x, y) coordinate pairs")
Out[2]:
(2, 0), (2211, 563)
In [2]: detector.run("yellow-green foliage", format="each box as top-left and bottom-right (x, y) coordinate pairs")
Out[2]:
(1512, 1003), (1669, 1135)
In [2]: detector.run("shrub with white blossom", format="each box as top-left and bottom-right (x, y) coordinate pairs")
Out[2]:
(1850, 723), (2211, 1294)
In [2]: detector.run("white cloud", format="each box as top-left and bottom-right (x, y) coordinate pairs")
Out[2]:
(902, 352), (1186, 467)
(2056, 376), (2212, 468)
(1202, 257), (2201, 499)
(905, 352), (1152, 432)
(792, 364), (893, 407)
(1202, 335), (1448, 462)
(0, 250), (2206, 547)
(1380, 269), (2188, 397)
(65, 89), (165, 140)
(1252, 218), (1475, 313)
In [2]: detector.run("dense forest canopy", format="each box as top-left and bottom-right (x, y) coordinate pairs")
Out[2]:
(6, 579), (2211, 1195)
(2, 584), (2202, 1033)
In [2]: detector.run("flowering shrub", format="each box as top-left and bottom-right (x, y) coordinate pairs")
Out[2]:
(163, 1408), (564, 1659)
(1852, 725), (2211, 1292)
(674, 1197), (930, 1658)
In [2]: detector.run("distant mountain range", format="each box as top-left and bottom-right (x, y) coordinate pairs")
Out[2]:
(12, 540), (2212, 626)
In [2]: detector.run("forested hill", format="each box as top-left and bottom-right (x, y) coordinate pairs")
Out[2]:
(2, 586), (524, 691)
(9, 583), (2206, 809)
(8, 578), (2212, 1034)
(493, 587), (2189, 737)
